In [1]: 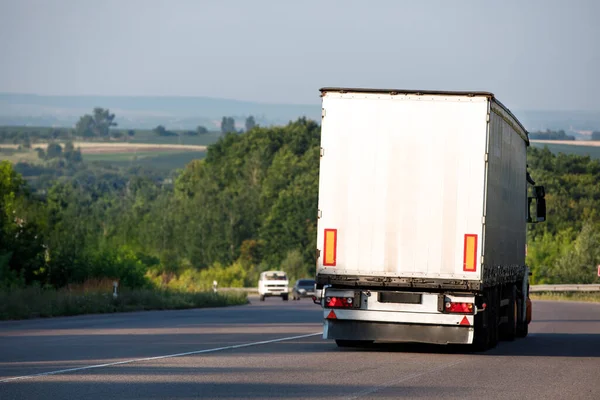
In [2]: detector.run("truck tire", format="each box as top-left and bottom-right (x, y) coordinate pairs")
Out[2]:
(335, 340), (373, 348)
(488, 287), (499, 348)
(502, 285), (517, 341)
(282, 293), (289, 301)
(516, 287), (529, 338)
(473, 288), (498, 351)
(473, 309), (490, 351)
(259, 295), (265, 301)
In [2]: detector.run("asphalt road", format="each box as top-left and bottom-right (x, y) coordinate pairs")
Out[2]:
(1, 297), (599, 399)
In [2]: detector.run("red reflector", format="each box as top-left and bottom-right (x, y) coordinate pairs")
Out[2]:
(459, 316), (470, 326)
(445, 302), (474, 314)
(326, 310), (337, 319)
(326, 297), (354, 308)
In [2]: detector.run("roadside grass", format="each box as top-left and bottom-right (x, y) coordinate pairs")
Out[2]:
(530, 292), (600, 303)
(0, 283), (248, 320)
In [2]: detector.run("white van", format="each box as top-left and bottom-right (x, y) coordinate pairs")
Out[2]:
(258, 271), (289, 301)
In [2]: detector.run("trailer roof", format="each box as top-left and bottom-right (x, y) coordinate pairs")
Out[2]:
(320, 87), (495, 97)
(319, 87), (529, 142)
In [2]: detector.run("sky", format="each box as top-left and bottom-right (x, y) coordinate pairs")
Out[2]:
(0, 0), (598, 111)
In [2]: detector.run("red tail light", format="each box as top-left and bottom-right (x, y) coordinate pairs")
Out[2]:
(325, 296), (354, 308)
(445, 301), (474, 314)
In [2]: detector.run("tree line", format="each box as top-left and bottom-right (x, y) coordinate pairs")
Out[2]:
(220, 116), (257, 134)
(1, 118), (319, 290)
(2, 119), (599, 292)
(526, 146), (600, 284)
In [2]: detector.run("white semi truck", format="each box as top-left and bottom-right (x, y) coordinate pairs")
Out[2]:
(314, 88), (546, 350)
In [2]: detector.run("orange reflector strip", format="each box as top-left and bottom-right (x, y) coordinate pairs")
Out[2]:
(463, 234), (477, 272)
(323, 229), (337, 266)
(459, 316), (470, 326)
(326, 310), (337, 319)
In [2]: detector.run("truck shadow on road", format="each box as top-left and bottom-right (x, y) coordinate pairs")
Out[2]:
(337, 333), (600, 357)
(0, 380), (465, 399)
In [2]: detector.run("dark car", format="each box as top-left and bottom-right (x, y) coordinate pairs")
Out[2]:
(291, 279), (316, 300)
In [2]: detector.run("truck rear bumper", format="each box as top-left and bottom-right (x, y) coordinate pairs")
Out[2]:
(324, 319), (473, 345)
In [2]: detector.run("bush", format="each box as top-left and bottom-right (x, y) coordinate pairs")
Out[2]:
(87, 247), (151, 289)
(280, 249), (312, 283)
(154, 261), (248, 292)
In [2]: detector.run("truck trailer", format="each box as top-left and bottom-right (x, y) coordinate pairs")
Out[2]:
(314, 88), (546, 350)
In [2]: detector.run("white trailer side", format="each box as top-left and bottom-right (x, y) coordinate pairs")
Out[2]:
(481, 101), (529, 286)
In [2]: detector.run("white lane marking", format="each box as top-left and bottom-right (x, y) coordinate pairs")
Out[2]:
(345, 361), (463, 399)
(0, 332), (322, 383)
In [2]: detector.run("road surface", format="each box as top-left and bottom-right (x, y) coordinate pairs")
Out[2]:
(1, 297), (599, 399)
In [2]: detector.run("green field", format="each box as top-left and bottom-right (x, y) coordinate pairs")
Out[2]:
(0, 123), (217, 171)
(0, 147), (41, 164)
(0, 125), (222, 147)
(85, 150), (205, 170)
(1, 145), (206, 171)
(530, 142), (600, 159)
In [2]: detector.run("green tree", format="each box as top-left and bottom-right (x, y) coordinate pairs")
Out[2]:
(74, 108), (117, 138)
(280, 249), (312, 283)
(75, 114), (95, 138)
(551, 222), (600, 283)
(46, 143), (63, 159)
(35, 148), (46, 160)
(153, 125), (176, 136)
(92, 108), (117, 137)
(221, 117), (236, 134)
(153, 125), (167, 136)
(111, 131), (124, 140)
(245, 116), (256, 132)
(63, 141), (82, 164)
(0, 161), (46, 287)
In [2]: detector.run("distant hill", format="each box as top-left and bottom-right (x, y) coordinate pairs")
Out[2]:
(0, 93), (321, 130)
(1, 93), (599, 133)
(530, 140), (600, 160)
(514, 110), (600, 139)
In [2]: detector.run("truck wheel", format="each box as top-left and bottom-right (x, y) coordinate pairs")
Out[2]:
(473, 289), (495, 351)
(516, 288), (529, 338)
(259, 295), (265, 301)
(473, 310), (490, 351)
(500, 285), (517, 341)
(335, 340), (373, 348)
(282, 293), (289, 301)
(488, 287), (499, 348)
